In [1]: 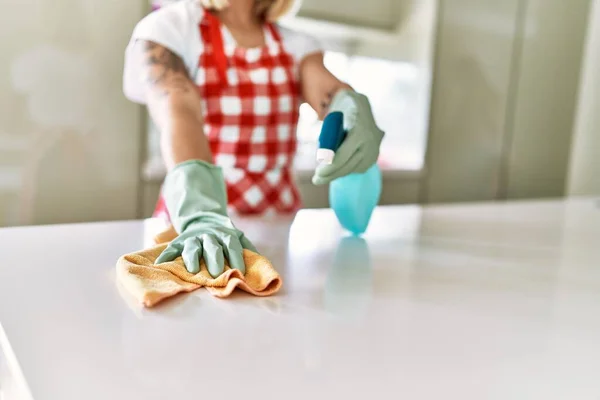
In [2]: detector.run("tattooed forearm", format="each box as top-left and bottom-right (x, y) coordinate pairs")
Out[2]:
(299, 52), (352, 119)
(139, 40), (192, 96)
(137, 41), (210, 167)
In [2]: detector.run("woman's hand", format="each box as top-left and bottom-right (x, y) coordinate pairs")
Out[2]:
(312, 90), (384, 185)
(136, 42), (252, 276)
(299, 53), (384, 185)
(155, 160), (257, 277)
(156, 218), (257, 277)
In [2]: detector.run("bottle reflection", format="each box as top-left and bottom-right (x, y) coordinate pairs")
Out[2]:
(324, 236), (373, 318)
(296, 237), (373, 374)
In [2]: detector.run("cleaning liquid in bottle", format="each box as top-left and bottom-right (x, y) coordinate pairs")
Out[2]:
(317, 111), (382, 235)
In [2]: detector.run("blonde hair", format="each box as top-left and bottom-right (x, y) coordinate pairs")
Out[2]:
(199, 0), (299, 22)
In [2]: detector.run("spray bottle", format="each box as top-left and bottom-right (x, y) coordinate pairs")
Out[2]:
(317, 111), (382, 235)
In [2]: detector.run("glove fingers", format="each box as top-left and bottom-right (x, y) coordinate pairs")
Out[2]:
(155, 242), (182, 264)
(219, 235), (246, 274)
(313, 147), (364, 185)
(330, 151), (365, 180)
(182, 237), (203, 274)
(315, 136), (361, 178)
(328, 90), (359, 130)
(202, 234), (225, 278)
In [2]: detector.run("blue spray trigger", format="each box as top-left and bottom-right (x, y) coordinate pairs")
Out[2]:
(316, 111), (347, 164)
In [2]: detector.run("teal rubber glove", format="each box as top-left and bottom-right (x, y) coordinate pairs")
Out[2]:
(312, 90), (384, 185)
(154, 160), (257, 277)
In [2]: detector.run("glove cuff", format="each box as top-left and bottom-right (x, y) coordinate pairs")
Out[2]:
(329, 89), (360, 131)
(163, 160), (229, 233)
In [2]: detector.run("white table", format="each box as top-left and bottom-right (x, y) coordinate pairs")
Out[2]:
(1, 198), (599, 400)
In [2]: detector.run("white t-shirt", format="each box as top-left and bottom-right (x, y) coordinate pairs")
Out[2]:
(123, 0), (323, 104)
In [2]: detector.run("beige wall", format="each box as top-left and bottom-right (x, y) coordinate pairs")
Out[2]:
(0, 0), (144, 226)
(298, 0), (407, 30)
(569, 0), (600, 196)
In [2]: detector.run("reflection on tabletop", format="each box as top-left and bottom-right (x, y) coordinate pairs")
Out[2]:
(324, 236), (373, 318)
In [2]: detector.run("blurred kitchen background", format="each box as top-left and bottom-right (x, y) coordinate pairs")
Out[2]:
(0, 0), (598, 227)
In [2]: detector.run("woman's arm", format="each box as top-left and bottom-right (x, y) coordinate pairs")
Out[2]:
(137, 40), (212, 168)
(299, 52), (352, 119)
(300, 52), (384, 185)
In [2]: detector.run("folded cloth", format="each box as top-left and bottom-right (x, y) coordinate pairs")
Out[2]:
(116, 226), (282, 307)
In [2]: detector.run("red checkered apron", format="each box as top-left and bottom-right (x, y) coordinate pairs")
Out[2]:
(153, 9), (302, 220)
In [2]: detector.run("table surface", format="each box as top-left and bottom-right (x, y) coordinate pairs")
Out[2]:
(1, 198), (599, 400)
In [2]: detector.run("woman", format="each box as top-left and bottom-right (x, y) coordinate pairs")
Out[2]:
(123, 0), (383, 277)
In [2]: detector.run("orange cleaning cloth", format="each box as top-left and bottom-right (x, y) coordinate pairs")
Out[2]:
(116, 226), (282, 307)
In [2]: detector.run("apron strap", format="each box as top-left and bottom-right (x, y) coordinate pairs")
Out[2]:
(203, 13), (283, 88)
(267, 24), (283, 43)
(204, 11), (229, 87)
